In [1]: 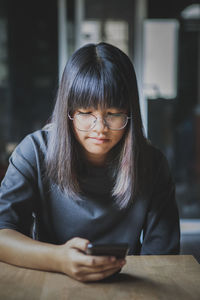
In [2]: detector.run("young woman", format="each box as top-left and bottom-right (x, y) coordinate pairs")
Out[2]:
(0, 42), (180, 282)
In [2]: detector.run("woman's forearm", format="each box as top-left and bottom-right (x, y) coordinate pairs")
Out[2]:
(0, 229), (61, 272)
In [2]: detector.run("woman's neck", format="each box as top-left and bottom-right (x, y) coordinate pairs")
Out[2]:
(85, 153), (107, 166)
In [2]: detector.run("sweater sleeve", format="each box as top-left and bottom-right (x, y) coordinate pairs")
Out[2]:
(140, 153), (180, 255)
(0, 135), (38, 236)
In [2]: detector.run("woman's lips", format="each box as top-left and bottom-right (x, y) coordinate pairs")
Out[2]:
(88, 137), (110, 144)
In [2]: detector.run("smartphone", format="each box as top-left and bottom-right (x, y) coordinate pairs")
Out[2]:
(86, 243), (129, 258)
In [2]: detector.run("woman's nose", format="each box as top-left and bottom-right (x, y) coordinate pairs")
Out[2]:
(93, 117), (108, 132)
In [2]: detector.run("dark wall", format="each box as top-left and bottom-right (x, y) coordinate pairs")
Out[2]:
(148, 0), (198, 18)
(7, 0), (58, 141)
(85, 0), (135, 19)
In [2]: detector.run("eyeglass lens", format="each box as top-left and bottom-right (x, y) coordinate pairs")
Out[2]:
(74, 113), (128, 131)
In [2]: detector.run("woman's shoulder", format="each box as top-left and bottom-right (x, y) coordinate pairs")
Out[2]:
(11, 127), (51, 167)
(17, 128), (49, 151)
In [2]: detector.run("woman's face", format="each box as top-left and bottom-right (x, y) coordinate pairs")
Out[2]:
(71, 107), (128, 165)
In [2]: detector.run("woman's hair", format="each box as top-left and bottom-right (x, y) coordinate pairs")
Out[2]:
(46, 42), (147, 209)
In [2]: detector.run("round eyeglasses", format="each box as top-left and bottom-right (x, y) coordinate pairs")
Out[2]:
(68, 112), (131, 131)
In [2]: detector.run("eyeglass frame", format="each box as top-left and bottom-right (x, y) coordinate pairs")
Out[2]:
(68, 112), (131, 131)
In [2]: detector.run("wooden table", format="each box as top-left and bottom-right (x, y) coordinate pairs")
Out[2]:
(0, 255), (200, 300)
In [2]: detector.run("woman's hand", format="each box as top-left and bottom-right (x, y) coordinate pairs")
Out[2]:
(57, 237), (126, 282)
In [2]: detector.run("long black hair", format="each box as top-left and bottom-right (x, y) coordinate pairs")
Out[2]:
(46, 42), (147, 208)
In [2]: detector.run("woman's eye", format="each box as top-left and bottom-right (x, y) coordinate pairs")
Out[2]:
(78, 111), (92, 115)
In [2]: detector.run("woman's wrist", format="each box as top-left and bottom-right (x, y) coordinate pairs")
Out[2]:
(43, 243), (63, 273)
(49, 243), (72, 275)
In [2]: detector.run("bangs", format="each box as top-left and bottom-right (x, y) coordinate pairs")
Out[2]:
(68, 63), (130, 112)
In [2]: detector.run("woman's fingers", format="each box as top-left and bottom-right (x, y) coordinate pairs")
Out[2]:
(79, 258), (126, 273)
(67, 237), (119, 267)
(77, 266), (122, 282)
(62, 237), (126, 282)
(77, 252), (116, 267)
(68, 237), (90, 252)
(72, 249), (126, 275)
(68, 237), (126, 271)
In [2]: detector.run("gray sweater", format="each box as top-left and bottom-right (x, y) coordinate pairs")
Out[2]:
(0, 129), (180, 255)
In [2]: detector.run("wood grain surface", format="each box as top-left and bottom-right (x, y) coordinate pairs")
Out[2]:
(0, 255), (199, 300)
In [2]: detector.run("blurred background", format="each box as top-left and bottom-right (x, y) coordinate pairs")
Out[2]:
(0, 0), (199, 261)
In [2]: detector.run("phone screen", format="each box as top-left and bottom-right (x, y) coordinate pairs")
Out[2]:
(86, 243), (129, 258)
